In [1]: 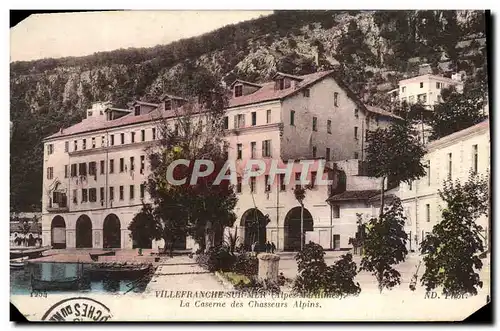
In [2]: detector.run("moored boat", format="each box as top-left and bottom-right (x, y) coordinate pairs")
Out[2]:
(10, 257), (28, 269)
(31, 275), (82, 291)
(89, 251), (116, 262)
(10, 246), (51, 260)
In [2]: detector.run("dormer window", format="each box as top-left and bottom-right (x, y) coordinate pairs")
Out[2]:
(235, 85), (243, 98)
(134, 105), (140, 116)
(165, 100), (172, 111)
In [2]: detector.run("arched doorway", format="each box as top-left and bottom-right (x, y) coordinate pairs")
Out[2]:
(51, 216), (66, 249)
(284, 206), (314, 251)
(240, 208), (268, 251)
(76, 215), (92, 248)
(103, 214), (121, 249)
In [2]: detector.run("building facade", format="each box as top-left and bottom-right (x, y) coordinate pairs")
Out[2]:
(399, 120), (490, 252)
(41, 70), (398, 251)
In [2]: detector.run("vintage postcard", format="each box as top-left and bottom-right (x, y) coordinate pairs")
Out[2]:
(9, 10), (491, 322)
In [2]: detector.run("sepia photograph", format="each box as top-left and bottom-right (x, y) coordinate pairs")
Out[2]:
(9, 9), (491, 322)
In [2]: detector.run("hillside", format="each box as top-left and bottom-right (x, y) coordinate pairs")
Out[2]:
(10, 10), (488, 212)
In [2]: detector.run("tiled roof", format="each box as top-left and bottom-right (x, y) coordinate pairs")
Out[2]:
(365, 105), (402, 120)
(228, 70), (335, 108)
(230, 79), (263, 88)
(327, 190), (380, 202)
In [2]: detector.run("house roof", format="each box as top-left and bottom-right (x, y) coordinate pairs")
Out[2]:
(228, 70), (336, 108)
(365, 105), (402, 120)
(230, 79), (263, 88)
(272, 72), (304, 80)
(327, 190), (380, 202)
(160, 94), (188, 101)
(131, 100), (160, 107)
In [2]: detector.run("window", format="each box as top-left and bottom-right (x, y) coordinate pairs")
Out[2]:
(290, 110), (295, 126)
(427, 160), (431, 186)
(420, 82), (424, 88)
(401, 86), (406, 93)
(140, 184), (145, 198)
(100, 160), (105, 175)
(235, 85), (243, 97)
(47, 144), (54, 155)
(473, 144), (478, 174)
(376, 116), (380, 126)
(73, 189), (77, 204)
(109, 159), (114, 174)
(354, 108), (359, 119)
(64, 141), (69, 153)
(312, 117), (318, 131)
(409, 181), (413, 191)
(236, 177), (242, 193)
(109, 187), (114, 201)
(303, 89), (310, 97)
(223, 116), (229, 129)
(101, 136), (105, 147)
(312, 146), (317, 158)
(140, 155), (145, 173)
(130, 185), (135, 200)
(250, 177), (256, 193)
(47, 167), (54, 180)
(251, 142), (256, 158)
(234, 114), (245, 129)
(152, 128), (156, 140)
(89, 161), (96, 176)
(119, 186), (124, 200)
(333, 205), (340, 218)
(64, 165), (68, 178)
(71, 164), (77, 177)
(354, 126), (359, 140)
(262, 140), (272, 157)
(279, 174), (286, 191)
(165, 100), (172, 111)
(74, 140), (78, 151)
(251, 112), (257, 126)
(310, 171), (317, 188)
(327, 120), (332, 134)
(426, 204), (431, 222)
(295, 172), (302, 190)
(120, 158), (124, 172)
(134, 105), (140, 116)
(89, 188), (97, 202)
(447, 153), (452, 180)
(264, 175), (271, 192)
(236, 143), (243, 160)
(92, 137), (96, 148)
(100, 187), (105, 202)
(110, 135), (115, 146)
(326, 148), (331, 161)
(131, 132), (135, 143)
(436, 82), (441, 89)
(354, 152), (359, 159)
(141, 129), (145, 141)
(82, 189), (88, 203)
(78, 163), (87, 176)
(266, 109), (271, 124)
(121, 133), (125, 144)
(130, 157), (135, 172)
(334, 92), (339, 107)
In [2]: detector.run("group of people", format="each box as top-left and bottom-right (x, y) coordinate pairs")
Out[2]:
(251, 241), (277, 254)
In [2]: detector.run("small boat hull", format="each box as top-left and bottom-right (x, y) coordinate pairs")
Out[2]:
(31, 276), (82, 291)
(10, 257), (28, 269)
(89, 251), (116, 262)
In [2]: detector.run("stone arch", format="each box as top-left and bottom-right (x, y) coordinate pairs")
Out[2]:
(103, 213), (121, 249)
(51, 215), (66, 249)
(76, 214), (93, 248)
(284, 206), (314, 252)
(240, 208), (267, 250)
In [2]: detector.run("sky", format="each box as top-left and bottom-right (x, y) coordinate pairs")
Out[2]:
(9, 11), (273, 62)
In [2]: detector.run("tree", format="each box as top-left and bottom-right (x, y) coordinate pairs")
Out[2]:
(427, 86), (488, 141)
(293, 184), (312, 251)
(420, 172), (489, 296)
(132, 65), (237, 253)
(365, 119), (427, 215)
(360, 198), (408, 293)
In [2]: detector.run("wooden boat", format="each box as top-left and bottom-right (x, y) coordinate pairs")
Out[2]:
(89, 264), (151, 279)
(31, 275), (81, 291)
(89, 250), (116, 262)
(10, 257), (28, 269)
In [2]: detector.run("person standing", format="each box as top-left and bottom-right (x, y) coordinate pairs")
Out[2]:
(271, 242), (276, 254)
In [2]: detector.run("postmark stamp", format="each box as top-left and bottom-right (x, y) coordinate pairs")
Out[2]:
(41, 297), (112, 321)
